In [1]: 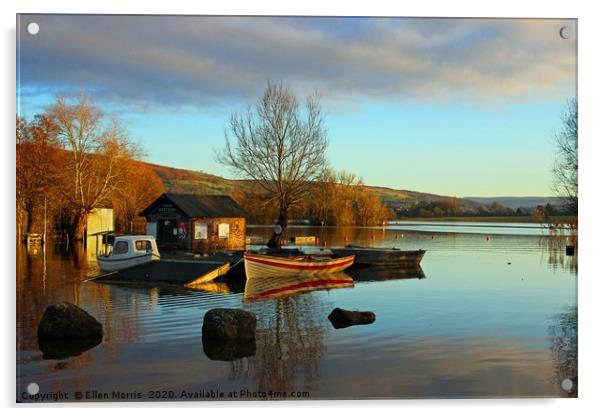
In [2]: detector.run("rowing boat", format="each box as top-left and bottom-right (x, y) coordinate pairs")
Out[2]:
(330, 246), (425, 267)
(243, 252), (355, 279)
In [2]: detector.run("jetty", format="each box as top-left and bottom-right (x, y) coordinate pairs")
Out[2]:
(90, 254), (244, 288)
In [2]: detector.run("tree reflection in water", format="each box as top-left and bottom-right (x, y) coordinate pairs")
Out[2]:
(538, 235), (578, 274)
(232, 294), (330, 393)
(548, 305), (577, 397)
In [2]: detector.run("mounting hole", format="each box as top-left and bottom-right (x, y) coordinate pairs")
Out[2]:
(561, 378), (574, 391)
(27, 22), (40, 35)
(26, 382), (39, 395)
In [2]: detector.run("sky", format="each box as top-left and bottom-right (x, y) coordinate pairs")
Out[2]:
(16, 15), (577, 197)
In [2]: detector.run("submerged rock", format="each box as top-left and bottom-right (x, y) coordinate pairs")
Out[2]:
(202, 308), (256, 340)
(37, 302), (103, 340)
(328, 308), (376, 329)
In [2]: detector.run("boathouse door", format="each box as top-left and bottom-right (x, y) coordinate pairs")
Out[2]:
(158, 219), (178, 243)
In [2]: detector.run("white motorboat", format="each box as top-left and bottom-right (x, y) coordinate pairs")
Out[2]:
(97, 235), (160, 272)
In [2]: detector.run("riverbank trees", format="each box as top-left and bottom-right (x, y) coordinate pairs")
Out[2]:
(552, 99), (578, 215)
(16, 95), (164, 241)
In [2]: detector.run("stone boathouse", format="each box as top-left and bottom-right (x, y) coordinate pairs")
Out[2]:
(139, 193), (247, 253)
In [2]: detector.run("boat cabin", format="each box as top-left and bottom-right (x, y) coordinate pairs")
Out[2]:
(98, 235), (161, 272)
(139, 193), (247, 253)
(108, 235), (160, 257)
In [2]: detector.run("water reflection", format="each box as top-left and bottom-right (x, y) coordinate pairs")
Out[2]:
(203, 337), (256, 361)
(244, 272), (354, 302)
(347, 265), (426, 282)
(538, 235), (578, 274)
(549, 305), (578, 397)
(240, 295), (329, 393)
(38, 336), (102, 360)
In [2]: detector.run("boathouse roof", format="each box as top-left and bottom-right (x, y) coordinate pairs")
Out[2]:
(139, 193), (247, 218)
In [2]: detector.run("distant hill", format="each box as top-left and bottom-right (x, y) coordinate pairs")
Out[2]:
(142, 161), (491, 212)
(369, 186), (485, 211)
(144, 162), (237, 195)
(464, 196), (562, 210)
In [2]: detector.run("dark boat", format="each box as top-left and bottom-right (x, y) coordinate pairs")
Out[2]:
(330, 246), (426, 267)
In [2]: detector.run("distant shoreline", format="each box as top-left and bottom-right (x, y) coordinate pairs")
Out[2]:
(247, 215), (575, 227)
(394, 215), (574, 223)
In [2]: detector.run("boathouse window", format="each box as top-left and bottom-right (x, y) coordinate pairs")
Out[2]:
(194, 222), (208, 239)
(218, 223), (230, 239)
(113, 241), (129, 254)
(135, 240), (152, 251)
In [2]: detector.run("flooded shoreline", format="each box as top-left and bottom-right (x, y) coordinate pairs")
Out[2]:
(17, 223), (577, 400)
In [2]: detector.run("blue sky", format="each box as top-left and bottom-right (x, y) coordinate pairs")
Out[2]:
(16, 15), (576, 197)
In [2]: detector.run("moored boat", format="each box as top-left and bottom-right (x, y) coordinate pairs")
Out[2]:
(97, 235), (160, 272)
(243, 252), (355, 279)
(330, 246), (425, 267)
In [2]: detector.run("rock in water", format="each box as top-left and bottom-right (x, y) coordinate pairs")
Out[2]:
(328, 308), (376, 329)
(202, 308), (256, 340)
(37, 302), (103, 340)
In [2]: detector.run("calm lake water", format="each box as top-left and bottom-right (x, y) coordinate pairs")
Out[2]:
(16, 222), (577, 401)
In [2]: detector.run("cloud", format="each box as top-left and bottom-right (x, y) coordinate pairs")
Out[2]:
(17, 15), (576, 112)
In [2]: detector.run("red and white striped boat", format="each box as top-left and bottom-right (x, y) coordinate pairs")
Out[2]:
(243, 253), (355, 279)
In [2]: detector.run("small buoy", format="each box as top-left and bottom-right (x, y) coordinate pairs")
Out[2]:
(507, 262), (511, 265)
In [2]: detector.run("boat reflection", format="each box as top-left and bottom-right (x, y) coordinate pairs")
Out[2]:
(243, 272), (354, 302)
(347, 265), (426, 282)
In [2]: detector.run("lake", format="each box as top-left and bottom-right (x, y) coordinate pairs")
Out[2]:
(16, 222), (577, 401)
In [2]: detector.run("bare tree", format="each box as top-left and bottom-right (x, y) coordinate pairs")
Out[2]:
(552, 99), (578, 215)
(50, 94), (139, 240)
(16, 115), (59, 237)
(218, 81), (328, 247)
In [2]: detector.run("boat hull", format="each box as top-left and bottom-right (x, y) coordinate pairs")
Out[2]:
(97, 253), (160, 272)
(331, 248), (425, 267)
(244, 253), (355, 279)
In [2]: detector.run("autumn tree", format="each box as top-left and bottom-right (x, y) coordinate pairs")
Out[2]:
(16, 114), (60, 238)
(553, 99), (578, 215)
(112, 162), (165, 233)
(218, 81), (328, 247)
(50, 94), (139, 240)
(307, 170), (390, 226)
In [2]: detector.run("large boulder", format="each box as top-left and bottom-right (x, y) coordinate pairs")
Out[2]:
(37, 302), (103, 340)
(202, 308), (256, 340)
(328, 308), (376, 329)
